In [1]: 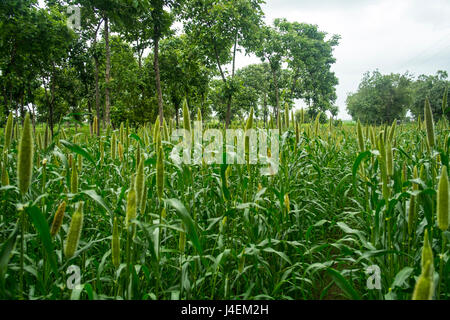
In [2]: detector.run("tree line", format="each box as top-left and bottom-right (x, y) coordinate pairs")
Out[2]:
(347, 70), (449, 124)
(0, 0), (340, 134)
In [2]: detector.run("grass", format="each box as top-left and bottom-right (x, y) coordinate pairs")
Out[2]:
(0, 114), (448, 300)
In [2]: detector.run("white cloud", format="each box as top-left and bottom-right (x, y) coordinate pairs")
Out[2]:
(236, 0), (450, 120)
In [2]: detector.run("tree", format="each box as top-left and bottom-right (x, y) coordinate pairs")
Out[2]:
(276, 18), (340, 117)
(0, 0), (37, 119)
(159, 34), (213, 126)
(346, 71), (412, 124)
(38, 5), (76, 135)
(103, 36), (143, 125)
(255, 24), (285, 121)
(410, 71), (449, 120)
(149, 0), (177, 126)
(73, 0), (149, 126)
(71, 3), (105, 133)
(182, 0), (264, 127)
(114, 0), (185, 126)
(234, 63), (272, 126)
(0, 0), (76, 132)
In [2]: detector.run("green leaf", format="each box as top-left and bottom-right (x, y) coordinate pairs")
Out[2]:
(352, 151), (371, 185)
(25, 206), (58, 274)
(165, 199), (203, 254)
(220, 164), (231, 201)
(326, 268), (361, 300)
(356, 249), (410, 263)
(0, 224), (19, 277)
(442, 87), (448, 114)
(336, 222), (365, 240)
(135, 221), (157, 263)
(60, 140), (95, 164)
(53, 148), (68, 169)
(262, 247), (292, 264)
(130, 133), (144, 147)
(314, 219), (330, 227)
(213, 249), (231, 271)
(80, 190), (112, 216)
(396, 146), (412, 160)
(84, 283), (95, 300)
(144, 157), (156, 166)
(392, 267), (414, 289)
(0, 185), (19, 193)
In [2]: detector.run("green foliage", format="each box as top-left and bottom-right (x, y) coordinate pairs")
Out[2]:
(0, 114), (448, 300)
(159, 34), (213, 123)
(348, 70), (450, 124)
(346, 70), (413, 124)
(0, 1), (75, 129)
(3, 0), (450, 302)
(275, 19), (340, 115)
(410, 71), (449, 120)
(181, 0), (265, 126)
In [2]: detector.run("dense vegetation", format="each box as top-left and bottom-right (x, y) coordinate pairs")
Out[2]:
(0, 98), (449, 300)
(347, 70), (450, 124)
(0, 0), (340, 130)
(1, 0), (449, 301)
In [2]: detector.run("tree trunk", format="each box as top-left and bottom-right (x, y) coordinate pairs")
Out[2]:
(3, 86), (8, 116)
(12, 91), (16, 123)
(201, 92), (205, 111)
(7, 42), (17, 117)
(49, 72), (55, 137)
(27, 84), (36, 134)
(272, 68), (280, 121)
(263, 93), (268, 128)
(85, 78), (93, 130)
(19, 88), (24, 120)
(224, 33), (239, 128)
(154, 35), (164, 126)
(30, 105), (36, 134)
(93, 19), (103, 135)
(291, 68), (300, 100)
(88, 98), (93, 135)
(174, 99), (180, 128)
(42, 75), (50, 131)
(225, 95), (232, 128)
(232, 33), (238, 78)
(138, 47), (143, 69)
(104, 17), (111, 126)
(94, 55), (101, 135)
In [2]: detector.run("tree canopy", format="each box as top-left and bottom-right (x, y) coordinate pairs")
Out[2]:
(1, 0), (345, 128)
(347, 70), (449, 124)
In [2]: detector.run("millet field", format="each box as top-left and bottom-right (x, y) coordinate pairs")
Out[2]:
(0, 100), (449, 300)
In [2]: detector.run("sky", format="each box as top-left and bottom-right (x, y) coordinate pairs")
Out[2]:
(38, 0), (450, 120)
(234, 0), (450, 120)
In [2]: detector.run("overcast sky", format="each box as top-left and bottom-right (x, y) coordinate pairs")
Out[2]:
(235, 0), (450, 120)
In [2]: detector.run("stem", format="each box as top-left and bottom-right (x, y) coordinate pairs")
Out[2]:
(125, 229), (131, 299)
(437, 232), (447, 299)
(19, 210), (25, 299)
(179, 253), (183, 299)
(155, 199), (162, 298)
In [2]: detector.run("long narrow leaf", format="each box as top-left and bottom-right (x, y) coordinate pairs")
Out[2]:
(326, 268), (361, 300)
(60, 140), (95, 164)
(25, 206), (58, 274)
(165, 199), (203, 254)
